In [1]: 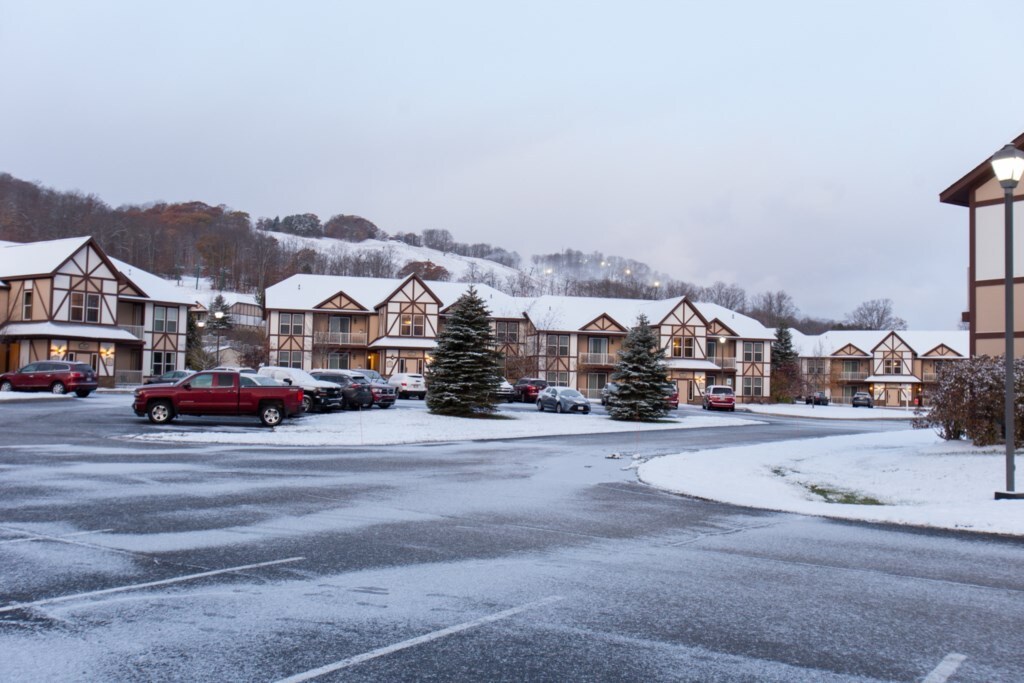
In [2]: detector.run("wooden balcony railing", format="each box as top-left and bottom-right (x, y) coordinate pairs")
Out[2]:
(579, 353), (615, 365)
(115, 370), (143, 386)
(326, 332), (368, 345)
(839, 371), (869, 381)
(118, 325), (145, 339)
(922, 373), (938, 382)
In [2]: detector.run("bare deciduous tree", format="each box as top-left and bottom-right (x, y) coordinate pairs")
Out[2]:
(697, 281), (747, 310)
(845, 298), (906, 330)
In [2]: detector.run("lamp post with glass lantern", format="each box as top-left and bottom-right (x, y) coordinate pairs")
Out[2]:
(212, 311), (224, 366)
(991, 143), (1024, 499)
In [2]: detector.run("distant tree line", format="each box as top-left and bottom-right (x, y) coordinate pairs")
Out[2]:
(0, 173), (909, 333)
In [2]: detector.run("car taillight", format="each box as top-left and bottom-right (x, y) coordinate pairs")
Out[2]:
(401, 382), (407, 386)
(70, 372), (82, 379)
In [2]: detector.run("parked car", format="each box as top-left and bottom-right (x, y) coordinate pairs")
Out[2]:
(145, 369), (195, 385)
(211, 365), (257, 374)
(256, 366), (343, 412)
(702, 385), (736, 411)
(600, 381), (620, 406)
(0, 361), (98, 397)
(805, 391), (830, 406)
(330, 368), (396, 408)
(536, 386), (591, 414)
(310, 370), (374, 410)
(662, 382), (680, 409)
(513, 377), (548, 403)
(132, 370), (303, 427)
(388, 372), (427, 399)
(851, 391), (874, 408)
(492, 377), (516, 402)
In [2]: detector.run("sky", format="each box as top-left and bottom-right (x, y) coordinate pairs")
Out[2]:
(1, 0), (1022, 328)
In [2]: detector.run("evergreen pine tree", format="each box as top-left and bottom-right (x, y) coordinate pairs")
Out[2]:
(608, 314), (670, 421)
(208, 294), (234, 331)
(425, 286), (503, 416)
(770, 324), (800, 402)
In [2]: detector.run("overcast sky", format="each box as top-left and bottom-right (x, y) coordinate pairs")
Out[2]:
(1, 1), (1021, 328)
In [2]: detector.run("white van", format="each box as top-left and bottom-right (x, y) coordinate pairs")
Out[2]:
(257, 366), (342, 412)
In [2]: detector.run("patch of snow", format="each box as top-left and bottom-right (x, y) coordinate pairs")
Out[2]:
(739, 403), (917, 420)
(127, 406), (761, 447)
(0, 393), (73, 402)
(638, 428), (1024, 536)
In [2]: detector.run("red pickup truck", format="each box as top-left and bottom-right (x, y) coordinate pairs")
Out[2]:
(133, 371), (303, 427)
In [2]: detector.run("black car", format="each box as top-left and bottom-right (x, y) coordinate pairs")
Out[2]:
(805, 391), (830, 406)
(851, 391), (873, 408)
(310, 371), (374, 410)
(348, 369), (397, 408)
(514, 378), (548, 403)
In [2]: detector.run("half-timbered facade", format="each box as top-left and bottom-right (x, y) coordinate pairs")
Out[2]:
(792, 329), (968, 406)
(940, 131), (1024, 358)
(0, 237), (193, 386)
(264, 276), (776, 404)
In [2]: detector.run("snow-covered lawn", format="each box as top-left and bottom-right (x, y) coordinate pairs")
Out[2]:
(128, 406), (760, 447)
(740, 403), (918, 420)
(639, 428), (1023, 536)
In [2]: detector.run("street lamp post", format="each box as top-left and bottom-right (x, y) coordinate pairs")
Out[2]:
(213, 311), (224, 366)
(991, 143), (1024, 500)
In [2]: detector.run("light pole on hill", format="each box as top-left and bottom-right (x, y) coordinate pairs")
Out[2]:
(991, 143), (1024, 500)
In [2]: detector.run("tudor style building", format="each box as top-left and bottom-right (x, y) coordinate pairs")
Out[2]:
(0, 237), (193, 386)
(792, 329), (969, 406)
(940, 131), (1024, 358)
(264, 273), (776, 404)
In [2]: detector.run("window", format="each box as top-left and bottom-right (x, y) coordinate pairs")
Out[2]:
(86, 293), (100, 322)
(400, 314), (426, 336)
(684, 337), (695, 358)
(883, 358), (903, 375)
(587, 372), (607, 394)
(278, 350), (303, 368)
(806, 359), (827, 375)
(151, 351), (176, 376)
(22, 290), (32, 320)
(329, 316), (351, 334)
(671, 338), (682, 357)
(743, 342), (764, 363)
(70, 292), (100, 323)
(546, 334), (569, 356)
(496, 321), (519, 343)
(587, 337), (608, 354)
(327, 352), (350, 369)
(742, 377), (764, 396)
(154, 306), (179, 333)
(279, 313), (304, 336)
(190, 374), (214, 388)
(398, 358), (423, 374)
(706, 340), (716, 360)
(550, 371), (569, 387)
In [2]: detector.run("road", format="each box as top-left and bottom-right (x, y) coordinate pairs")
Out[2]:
(0, 394), (1021, 682)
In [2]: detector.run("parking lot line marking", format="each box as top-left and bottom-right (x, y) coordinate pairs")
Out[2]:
(922, 653), (967, 683)
(274, 595), (564, 683)
(0, 556), (304, 614)
(0, 529), (113, 545)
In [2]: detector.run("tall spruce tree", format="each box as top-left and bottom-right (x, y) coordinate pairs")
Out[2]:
(425, 286), (503, 416)
(608, 314), (670, 421)
(770, 324), (800, 402)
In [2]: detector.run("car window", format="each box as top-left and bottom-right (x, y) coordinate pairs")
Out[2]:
(562, 389), (583, 398)
(72, 363), (93, 373)
(189, 374), (214, 388)
(36, 362), (58, 371)
(240, 375), (257, 387)
(19, 363), (40, 373)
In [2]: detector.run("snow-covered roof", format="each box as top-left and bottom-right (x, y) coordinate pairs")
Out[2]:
(865, 375), (922, 384)
(0, 236), (91, 279)
(109, 257), (196, 306)
(791, 330), (968, 358)
(0, 321), (141, 342)
(693, 302), (774, 339)
(367, 337), (439, 350)
(665, 359), (721, 371)
(520, 295), (666, 331)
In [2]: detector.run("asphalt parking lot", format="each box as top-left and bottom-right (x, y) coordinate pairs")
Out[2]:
(1, 394), (1022, 682)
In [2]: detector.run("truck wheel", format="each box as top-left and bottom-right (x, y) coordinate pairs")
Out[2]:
(378, 402), (391, 409)
(260, 402), (284, 427)
(301, 394), (313, 413)
(147, 400), (174, 424)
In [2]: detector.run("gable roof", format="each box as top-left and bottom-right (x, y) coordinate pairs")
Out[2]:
(940, 131), (1024, 207)
(109, 257), (196, 306)
(0, 236), (92, 279)
(693, 302), (774, 339)
(791, 329), (968, 358)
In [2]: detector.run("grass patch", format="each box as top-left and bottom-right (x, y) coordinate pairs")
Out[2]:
(806, 484), (884, 506)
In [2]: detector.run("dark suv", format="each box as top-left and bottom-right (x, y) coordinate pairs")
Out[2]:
(310, 371), (374, 410)
(0, 361), (98, 397)
(805, 391), (830, 406)
(513, 378), (548, 403)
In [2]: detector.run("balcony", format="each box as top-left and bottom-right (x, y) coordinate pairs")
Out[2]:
(579, 353), (615, 366)
(118, 325), (145, 339)
(583, 388), (605, 399)
(922, 373), (938, 382)
(326, 332), (368, 346)
(720, 357), (737, 370)
(839, 371), (868, 381)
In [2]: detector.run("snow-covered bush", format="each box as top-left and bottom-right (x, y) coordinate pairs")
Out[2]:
(915, 356), (1024, 446)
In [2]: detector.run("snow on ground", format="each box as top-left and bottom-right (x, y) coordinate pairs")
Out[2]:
(740, 403), (918, 420)
(0, 393), (72, 402)
(128, 405), (761, 447)
(639, 428), (1023, 536)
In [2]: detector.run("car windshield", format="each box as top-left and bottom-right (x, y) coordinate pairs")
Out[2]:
(560, 389), (583, 398)
(711, 387), (733, 395)
(361, 370), (383, 381)
(71, 363), (93, 373)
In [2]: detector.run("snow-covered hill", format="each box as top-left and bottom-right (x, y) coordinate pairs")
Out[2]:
(269, 233), (525, 284)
